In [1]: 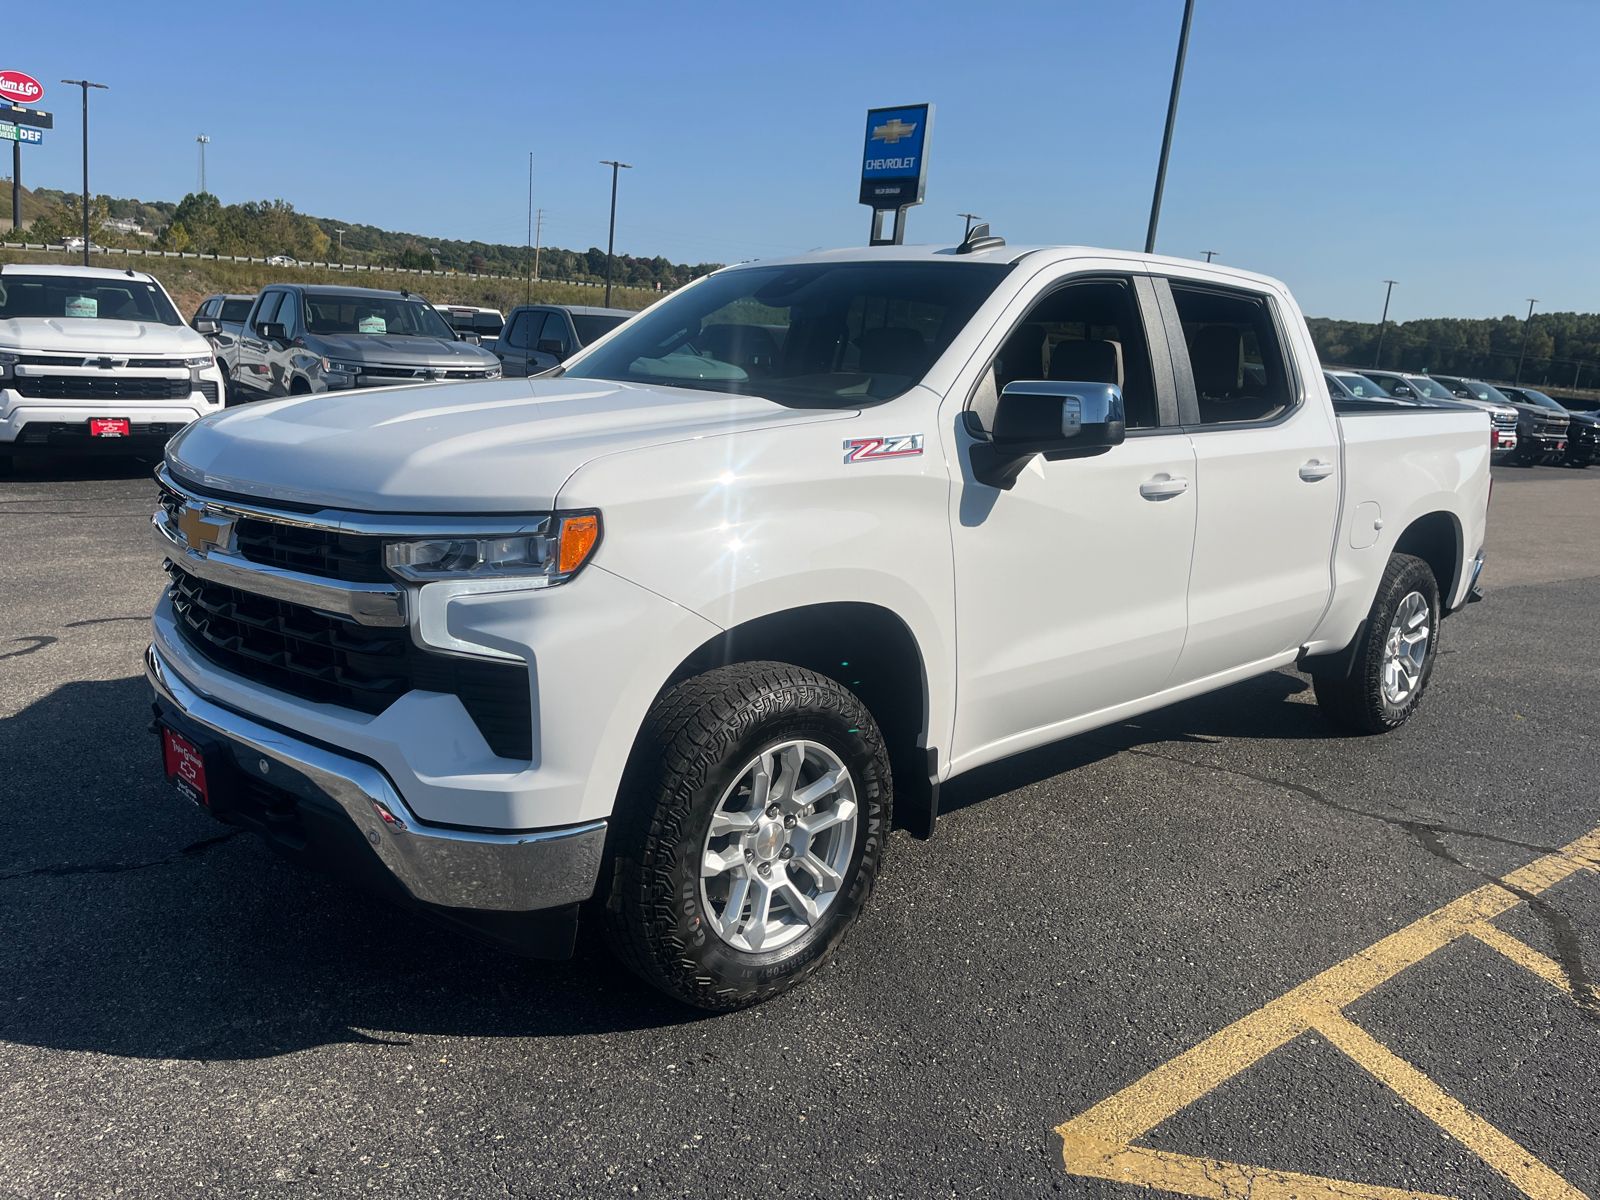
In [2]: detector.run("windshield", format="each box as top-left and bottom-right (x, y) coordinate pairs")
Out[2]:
(1443, 377), (1512, 404)
(561, 261), (1013, 406)
(1332, 373), (1390, 398)
(572, 313), (628, 345)
(1402, 376), (1459, 400)
(0, 274), (182, 325)
(1509, 388), (1566, 411)
(303, 294), (456, 339)
(220, 298), (254, 322)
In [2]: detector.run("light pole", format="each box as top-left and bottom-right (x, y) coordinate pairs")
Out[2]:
(1373, 280), (1398, 369)
(1144, 0), (1196, 255)
(196, 134), (209, 194)
(1202, 250), (1218, 262)
(62, 79), (109, 266)
(599, 160), (632, 308)
(1514, 299), (1538, 385)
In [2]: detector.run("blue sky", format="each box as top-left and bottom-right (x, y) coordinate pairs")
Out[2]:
(9, 0), (1597, 321)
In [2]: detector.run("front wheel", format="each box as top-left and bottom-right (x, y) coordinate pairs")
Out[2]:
(600, 662), (892, 1010)
(1314, 553), (1441, 734)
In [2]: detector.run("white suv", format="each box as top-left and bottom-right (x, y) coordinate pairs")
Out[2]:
(0, 264), (226, 468)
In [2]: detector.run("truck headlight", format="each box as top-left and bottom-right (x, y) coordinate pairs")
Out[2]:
(326, 360), (361, 374)
(183, 355), (212, 368)
(383, 513), (600, 586)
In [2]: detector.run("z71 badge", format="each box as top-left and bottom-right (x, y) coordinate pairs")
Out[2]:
(843, 434), (924, 464)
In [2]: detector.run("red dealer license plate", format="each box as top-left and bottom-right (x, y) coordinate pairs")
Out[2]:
(162, 728), (209, 807)
(89, 418), (131, 437)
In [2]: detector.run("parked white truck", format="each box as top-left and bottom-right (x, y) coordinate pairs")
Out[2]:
(1, 264), (226, 468)
(145, 238), (1491, 1009)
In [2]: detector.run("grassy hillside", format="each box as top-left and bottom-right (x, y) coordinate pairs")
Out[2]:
(0, 247), (666, 318)
(0, 182), (56, 232)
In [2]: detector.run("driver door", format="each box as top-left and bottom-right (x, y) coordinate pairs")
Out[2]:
(235, 291), (283, 399)
(947, 271), (1197, 771)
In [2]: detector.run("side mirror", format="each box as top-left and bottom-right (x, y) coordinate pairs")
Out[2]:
(536, 338), (566, 359)
(194, 317), (220, 335)
(969, 381), (1126, 490)
(457, 332), (480, 344)
(259, 322), (288, 342)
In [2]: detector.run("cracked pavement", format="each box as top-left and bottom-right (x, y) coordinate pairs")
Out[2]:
(1, 457), (1596, 1199)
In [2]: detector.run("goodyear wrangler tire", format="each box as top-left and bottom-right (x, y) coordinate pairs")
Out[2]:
(600, 662), (892, 1010)
(1314, 553), (1441, 734)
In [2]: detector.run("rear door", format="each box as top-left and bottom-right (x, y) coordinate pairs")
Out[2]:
(1156, 276), (1341, 686)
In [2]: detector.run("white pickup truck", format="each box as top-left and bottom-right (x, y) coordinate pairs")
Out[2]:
(145, 238), (1491, 1009)
(0, 264), (226, 468)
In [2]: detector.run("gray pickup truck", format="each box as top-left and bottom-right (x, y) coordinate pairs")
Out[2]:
(492, 303), (632, 377)
(229, 283), (501, 401)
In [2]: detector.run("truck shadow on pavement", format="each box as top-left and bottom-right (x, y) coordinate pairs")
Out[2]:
(1, 455), (160, 483)
(0, 667), (1339, 1061)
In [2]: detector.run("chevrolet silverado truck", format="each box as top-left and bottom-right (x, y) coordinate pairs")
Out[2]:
(145, 239), (1491, 1010)
(1, 264), (225, 468)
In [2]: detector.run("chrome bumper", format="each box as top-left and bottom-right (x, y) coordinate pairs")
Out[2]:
(146, 643), (605, 912)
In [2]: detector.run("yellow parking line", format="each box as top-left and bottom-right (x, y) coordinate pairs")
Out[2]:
(1055, 822), (1600, 1200)
(1469, 922), (1573, 998)
(1314, 1010), (1586, 1200)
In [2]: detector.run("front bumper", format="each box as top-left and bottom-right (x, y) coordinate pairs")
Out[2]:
(146, 642), (606, 928)
(0, 389), (220, 448)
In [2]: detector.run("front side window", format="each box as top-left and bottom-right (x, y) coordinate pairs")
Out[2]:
(0, 274), (182, 325)
(971, 276), (1159, 430)
(253, 291), (284, 329)
(562, 262), (1013, 407)
(302, 294), (456, 339)
(536, 312), (570, 354)
(1170, 284), (1294, 424)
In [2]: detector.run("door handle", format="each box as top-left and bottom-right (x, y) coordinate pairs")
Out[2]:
(1299, 460), (1336, 482)
(1139, 474), (1190, 500)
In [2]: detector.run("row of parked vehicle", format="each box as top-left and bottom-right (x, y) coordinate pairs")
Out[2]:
(1322, 367), (1599, 468)
(190, 286), (634, 404)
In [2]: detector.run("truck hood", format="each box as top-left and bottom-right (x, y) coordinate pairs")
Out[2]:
(166, 378), (855, 512)
(0, 317), (211, 356)
(306, 333), (498, 367)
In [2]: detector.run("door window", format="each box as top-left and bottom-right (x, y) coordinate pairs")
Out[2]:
(970, 276), (1160, 430)
(254, 292), (283, 331)
(536, 312), (570, 355)
(1169, 284), (1294, 424)
(502, 310), (534, 349)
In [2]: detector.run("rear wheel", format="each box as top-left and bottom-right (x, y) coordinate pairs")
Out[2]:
(1314, 553), (1440, 734)
(600, 662), (892, 1010)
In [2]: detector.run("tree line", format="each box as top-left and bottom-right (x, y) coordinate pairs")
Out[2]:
(21, 188), (722, 292)
(1308, 311), (1600, 390)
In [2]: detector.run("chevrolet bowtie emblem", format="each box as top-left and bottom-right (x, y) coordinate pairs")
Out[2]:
(176, 504), (234, 554)
(870, 118), (917, 144)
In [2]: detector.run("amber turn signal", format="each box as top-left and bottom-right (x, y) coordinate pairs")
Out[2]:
(556, 514), (601, 574)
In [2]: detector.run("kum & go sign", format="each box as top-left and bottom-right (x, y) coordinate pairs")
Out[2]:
(0, 71), (43, 103)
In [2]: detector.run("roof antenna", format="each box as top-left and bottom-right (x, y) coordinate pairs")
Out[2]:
(956, 223), (1005, 255)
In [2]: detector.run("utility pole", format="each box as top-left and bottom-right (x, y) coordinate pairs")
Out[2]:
(1202, 249), (1218, 262)
(534, 209), (544, 281)
(958, 212), (982, 238)
(525, 152), (534, 307)
(1373, 280), (1398, 368)
(599, 160), (632, 308)
(196, 134), (209, 194)
(1144, 0), (1196, 255)
(62, 79), (109, 266)
(1514, 298), (1538, 385)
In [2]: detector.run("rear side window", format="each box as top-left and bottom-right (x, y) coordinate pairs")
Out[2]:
(220, 298), (254, 322)
(1169, 284), (1294, 424)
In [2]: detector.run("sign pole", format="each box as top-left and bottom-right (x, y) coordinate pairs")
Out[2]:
(11, 138), (18, 232)
(1144, 0), (1196, 255)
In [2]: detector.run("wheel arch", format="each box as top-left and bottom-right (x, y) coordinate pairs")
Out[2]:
(664, 601), (937, 837)
(1392, 509), (1462, 606)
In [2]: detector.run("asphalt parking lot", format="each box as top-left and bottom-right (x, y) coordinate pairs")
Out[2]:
(2, 456), (1596, 1200)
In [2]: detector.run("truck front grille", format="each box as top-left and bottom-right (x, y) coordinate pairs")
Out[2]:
(233, 518), (390, 583)
(165, 561), (532, 760)
(12, 374), (192, 400)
